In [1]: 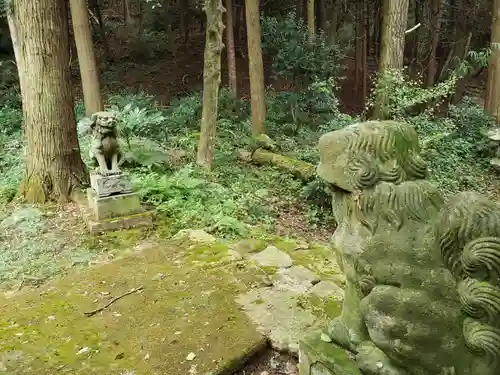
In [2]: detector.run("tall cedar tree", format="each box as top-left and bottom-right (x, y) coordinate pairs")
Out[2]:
(373, 0), (410, 119)
(196, 0), (225, 170)
(70, 0), (104, 116)
(7, 0), (89, 202)
(245, 0), (266, 135)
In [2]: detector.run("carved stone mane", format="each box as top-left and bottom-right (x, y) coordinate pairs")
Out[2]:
(436, 192), (500, 374)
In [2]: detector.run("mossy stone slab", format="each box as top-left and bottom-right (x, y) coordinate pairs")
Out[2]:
(0, 245), (265, 375)
(298, 334), (361, 375)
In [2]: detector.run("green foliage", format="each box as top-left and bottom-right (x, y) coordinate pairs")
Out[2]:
(265, 78), (343, 136)
(261, 11), (344, 85)
(407, 98), (497, 196)
(367, 68), (458, 119)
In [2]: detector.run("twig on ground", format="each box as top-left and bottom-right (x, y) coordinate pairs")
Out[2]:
(84, 285), (144, 317)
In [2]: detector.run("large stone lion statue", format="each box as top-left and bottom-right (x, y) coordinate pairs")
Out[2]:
(310, 120), (500, 375)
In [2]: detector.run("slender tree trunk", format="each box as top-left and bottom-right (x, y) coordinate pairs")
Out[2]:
(89, 0), (111, 62)
(7, 0), (89, 203)
(426, 0), (441, 87)
(317, 0), (327, 32)
(70, 0), (103, 116)
(296, 0), (303, 20)
(327, 0), (339, 45)
(485, 0), (500, 121)
(373, 0), (410, 119)
(245, 0), (266, 135)
(307, 0), (315, 38)
(197, 0), (225, 170)
(225, 0), (237, 95)
(355, 0), (364, 103)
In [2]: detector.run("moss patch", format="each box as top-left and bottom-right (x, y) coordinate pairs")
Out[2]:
(0, 244), (265, 375)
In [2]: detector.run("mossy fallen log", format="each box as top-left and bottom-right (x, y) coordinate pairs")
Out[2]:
(244, 148), (315, 181)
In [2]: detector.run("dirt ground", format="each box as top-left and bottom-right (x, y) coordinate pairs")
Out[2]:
(234, 349), (298, 375)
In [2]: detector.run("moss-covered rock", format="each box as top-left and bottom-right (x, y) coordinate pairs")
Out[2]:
(0, 244), (266, 375)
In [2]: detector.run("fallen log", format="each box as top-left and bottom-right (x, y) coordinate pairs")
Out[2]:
(239, 148), (315, 181)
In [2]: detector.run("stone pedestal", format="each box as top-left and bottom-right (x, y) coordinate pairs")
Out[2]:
(298, 334), (361, 375)
(75, 172), (153, 234)
(90, 173), (133, 197)
(87, 188), (142, 220)
(85, 188), (152, 233)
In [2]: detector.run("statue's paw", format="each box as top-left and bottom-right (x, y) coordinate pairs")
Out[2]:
(356, 341), (411, 375)
(327, 318), (355, 351)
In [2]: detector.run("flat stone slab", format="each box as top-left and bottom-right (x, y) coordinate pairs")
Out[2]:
(274, 266), (320, 293)
(236, 287), (320, 354)
(0, 245), (266, 375)
(90, 173), (133, 197)
(309, 281), (344, 300)
(251, 246), (293, 268)
(298, 334), (360, 375)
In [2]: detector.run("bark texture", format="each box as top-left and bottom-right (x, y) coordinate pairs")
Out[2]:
(245, 0), (266, 135)
(8, 0), (89, 203)
(485, 0), (500, 121)
(426, 0), (441, 87)
(70, 0), (104, 116)
(225, 0), (237, 95)
(307, 0), (315, 37)
(196, 0), (226, 170)
(373, 0), (410, 119)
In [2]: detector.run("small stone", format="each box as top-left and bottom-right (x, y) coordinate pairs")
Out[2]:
(232, 239), (267, 255)
(134, 241), (157, 252)
(173, 229), (216, 243)
(47, 316), (56, 321)
(320, 333), (332, 342)
(77, 347), (90, 355)
(186, 352), (196, 361)
(278, 266), (319, 288)
(260, 372), (269, 375)
(309, 281), (344, 300)
(251, 246), (293, 268)
(152, 272), (166, 281)
(144, 353), (150, 360)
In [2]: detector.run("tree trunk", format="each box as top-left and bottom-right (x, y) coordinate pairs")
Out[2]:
(317, 0), (327, 32)
(245, 0), (266, 135)
(307, 0), (315, 38)
(355, 0), (368, 106)
(373, 0), (410, 119)
(426, 0), (441, 87)
(7, 0), (89, 203)
(180, 0), (190, 41)
(88, 0), (111, 62)
(225, 0), (237, 95)
(296, 0), (303, 21)
(70, 0), (104, 116)
(248, 149), (315, 181)
(485, 0), (500, 121)
(196, 0), (225, 170)
(327, 0), (339, 45)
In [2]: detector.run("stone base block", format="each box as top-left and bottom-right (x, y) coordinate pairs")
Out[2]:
(298, 334), (361, 375)
(90, 173), (132, 197)
(87, 211), (153, 233)
(87, 188), (142, 220)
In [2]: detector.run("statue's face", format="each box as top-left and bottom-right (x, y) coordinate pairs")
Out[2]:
(97, 114), (116, 129)
(317, 126), (359, 193)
